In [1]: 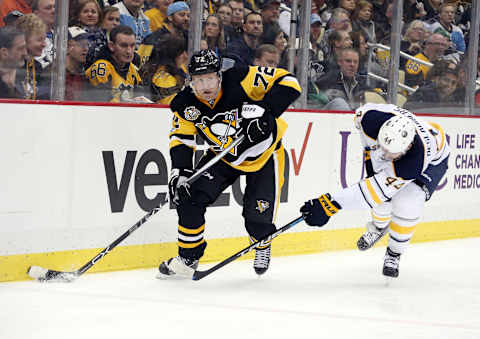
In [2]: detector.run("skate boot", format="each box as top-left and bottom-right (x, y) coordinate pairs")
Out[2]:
(157, 256), (199, 279)
(357, 222), (389, 251)
(253, 245), (271, 275)
(383, 247), (401, 278)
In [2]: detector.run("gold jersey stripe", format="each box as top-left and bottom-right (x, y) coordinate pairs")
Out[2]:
(371, 212), (391, 221)
(390, 221), (416, 235)
(178, 224), (205, 235)
(365, 178), (382, 205)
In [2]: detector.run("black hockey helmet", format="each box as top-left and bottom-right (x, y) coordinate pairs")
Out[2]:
(188, 49), (221, 76)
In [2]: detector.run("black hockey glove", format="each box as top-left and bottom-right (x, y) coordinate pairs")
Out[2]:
(240, 103), (274, 144)
(168, 168), (194, 206)
(300, 194), (341, 227)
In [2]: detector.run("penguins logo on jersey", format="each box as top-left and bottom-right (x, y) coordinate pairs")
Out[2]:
(256, 200), (270, 213)
(184, 106), (201, 121)
(195, 109), (241, 153)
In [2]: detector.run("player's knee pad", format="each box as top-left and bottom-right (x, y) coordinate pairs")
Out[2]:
(245, 220), (276, 247)
(371, 201), (392, 228)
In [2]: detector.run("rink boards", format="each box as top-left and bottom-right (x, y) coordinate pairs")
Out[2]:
(1, 102), (480, 282)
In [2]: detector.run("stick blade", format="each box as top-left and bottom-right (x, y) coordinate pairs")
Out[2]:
(27, 266), (77, 282)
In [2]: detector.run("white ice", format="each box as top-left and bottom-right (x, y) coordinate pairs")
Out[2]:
(2, 238), (480, 339)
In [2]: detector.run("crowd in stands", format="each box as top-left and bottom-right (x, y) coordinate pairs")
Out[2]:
(0, 0), (477, 111)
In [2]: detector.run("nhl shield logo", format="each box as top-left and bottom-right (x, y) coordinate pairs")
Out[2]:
(184, 106), (201, 121)
(256, 200), (270, 213)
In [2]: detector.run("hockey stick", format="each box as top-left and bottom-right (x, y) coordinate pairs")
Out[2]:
(27, 135), (245, 282)
(192, 215), (304, 281)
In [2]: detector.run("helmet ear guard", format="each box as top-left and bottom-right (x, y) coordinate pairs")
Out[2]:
(378, 115), (416, 155)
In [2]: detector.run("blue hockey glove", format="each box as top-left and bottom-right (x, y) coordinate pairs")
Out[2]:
(169, 168), (194, 205)
(300, 194), (341, 227)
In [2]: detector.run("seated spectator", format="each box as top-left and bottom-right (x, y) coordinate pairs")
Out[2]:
(113, 0), (151, 47)
(375, 1), (392, 45)
(323, 29), (353, 73)
(260, 0), (281, 42)
(202, 14), (226, 56)
(312, 0), (332, 24)
(216, 4), (233, 28)
(32, 0), (55, 69)
(333, 0), (356, 18)
(15, 13), (50, 99)
(65, 26), (90, 101)
(144, 1), (189, 44)
(261, 23), (287, 68)
(351, 0), (376, 44)
(3, 11), (25, 27)
(145, 0), (172, 32)
(253, 43), (280, 68)
(314, 48), (371, 110)
(404, 33), (449, 88)
(426, 3), (466, 53)
(225, 11), (263, 67)
(141, 34), (187, 104)
(405, 60), (462, 110)
(319, 8), (352, 62)
(101, 6), (121, 33)
(224, 0), (244, 43)
(85, 25), (146, 102)
(310, 13), (324, 62)
(402, 20), (426, 57)
(350, 30), (385, 87)
(403, 0), (427, 22)
(0, 1), (32, 28)
(0, 27), (28, 98)
(423, 0), (442, 22)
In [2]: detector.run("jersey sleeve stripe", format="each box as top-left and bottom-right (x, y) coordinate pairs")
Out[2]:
(278, 76), (302, 92)
(169, 137), (196, 149)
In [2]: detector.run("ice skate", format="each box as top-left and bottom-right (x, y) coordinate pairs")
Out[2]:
(253, 245), (271, 275)
(157, 256), (198, 279)
(383, 247), (401, 278)
(357, 222), (389, 251)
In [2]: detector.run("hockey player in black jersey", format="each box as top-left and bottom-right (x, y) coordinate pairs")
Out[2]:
(299, 103), (449, 278)
(158, 49), (301, 279)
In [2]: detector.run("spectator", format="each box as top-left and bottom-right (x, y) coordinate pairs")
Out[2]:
(375, 0), (392, 44)
(216, 4), (233, 27)
(226, 11), (263, 67)
(402, 20), (427, 56)
(145, 0), (172, 32)
(312, 0), (332, 24)
(427, 3), (466, 53)
(142, 34), (187, 104)
(404, 32), (449, 88)
(86, 6), (120, 67)
(144, 1), (189, 44)
(261, 22), (287, 68)
(202, 15), (226, 57)
(224, 0), (244, 43)
(334, 0), (357, 18)
(403, 0), (427, 22)
(0, 27), (27, 98)
(323, 29), (353, 72)
(15, 13), (50, 99)
(3, 11), (25, 27)
(113, 0), (151, 46)
(253, 43), (280, 67)
(32, 0), (54, 69)
(85, 25), (145, 102)
(423, 0), (442, 21)
(319, 8), (352, 61)
(0, 1), (32, 28)
(65, 26), (90, 101)
(351, 0), (376, 44)
(260, 0), (281, 42)
(405, 60), (462, 110)
(315, 48), (370, 110)
(350, 30), (384, 87)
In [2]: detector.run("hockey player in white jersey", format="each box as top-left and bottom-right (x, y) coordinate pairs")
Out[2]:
(300, 103), (450, 278)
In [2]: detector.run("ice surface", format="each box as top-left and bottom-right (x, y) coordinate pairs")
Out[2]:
(1, 238), (479, 339)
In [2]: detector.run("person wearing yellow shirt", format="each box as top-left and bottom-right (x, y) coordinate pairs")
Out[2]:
(144, 0), (172, 32)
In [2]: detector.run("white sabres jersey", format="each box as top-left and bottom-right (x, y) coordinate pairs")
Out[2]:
(333, 103), (450, 210)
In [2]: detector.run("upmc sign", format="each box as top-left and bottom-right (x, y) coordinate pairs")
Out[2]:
(102, 140), (291, 213)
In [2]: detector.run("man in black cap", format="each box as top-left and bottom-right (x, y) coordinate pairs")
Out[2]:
(3, 10), (24, 26)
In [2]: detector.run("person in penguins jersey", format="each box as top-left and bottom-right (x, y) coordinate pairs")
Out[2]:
(158, 49), (301, 279)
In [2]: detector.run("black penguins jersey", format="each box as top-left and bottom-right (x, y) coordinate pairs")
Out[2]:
(169, 65), (301, 172)
(332, 103), (450, 210)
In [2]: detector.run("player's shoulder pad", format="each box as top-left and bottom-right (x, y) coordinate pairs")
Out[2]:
(355, 104), (395, 140)
(393, 134), (424, 180)
(169, 86), (194, 113)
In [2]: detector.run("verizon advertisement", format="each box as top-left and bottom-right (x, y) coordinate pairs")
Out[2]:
(0, 103), (479, 256)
